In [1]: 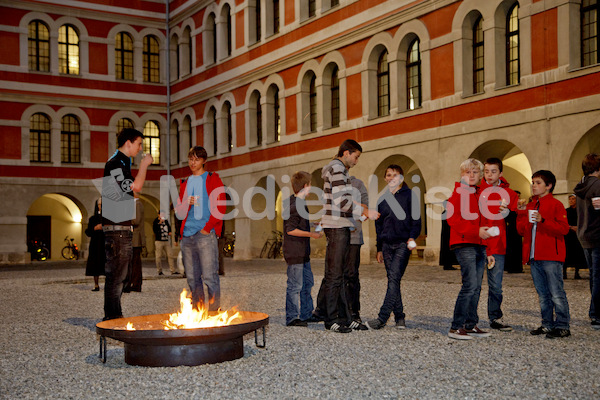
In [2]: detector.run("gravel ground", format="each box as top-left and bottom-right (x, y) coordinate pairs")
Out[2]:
(1, 257), (599, 399)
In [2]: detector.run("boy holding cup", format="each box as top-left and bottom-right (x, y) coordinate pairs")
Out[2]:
(517, 170), (570, 338)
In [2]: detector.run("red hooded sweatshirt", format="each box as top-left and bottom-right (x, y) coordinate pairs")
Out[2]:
(516, 193), (569, 263)
(177, 172), (226, 238)
(447, 182), (489, 248)
(479, 177), (519, 255)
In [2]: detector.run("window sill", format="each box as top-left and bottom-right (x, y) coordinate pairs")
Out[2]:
(494, 83), (520, 91)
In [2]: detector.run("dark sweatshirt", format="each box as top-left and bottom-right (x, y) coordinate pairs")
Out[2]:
(282, 195), (311, 265)
(375, 184), (422, 252)
(574, 175), (600, 248)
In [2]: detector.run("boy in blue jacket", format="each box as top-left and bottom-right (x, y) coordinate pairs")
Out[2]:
(367, 165), (421, 330)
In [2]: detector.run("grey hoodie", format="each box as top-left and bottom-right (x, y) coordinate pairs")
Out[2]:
(574, 175), (600, 248)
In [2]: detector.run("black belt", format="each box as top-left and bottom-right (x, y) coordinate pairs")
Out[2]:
(103, 225), (133, 232)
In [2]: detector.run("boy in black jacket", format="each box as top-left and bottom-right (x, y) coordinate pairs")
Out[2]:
(283, 171), (323, 326)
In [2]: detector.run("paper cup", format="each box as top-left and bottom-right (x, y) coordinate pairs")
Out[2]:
(487, 226), (500, 237)
(593, 197), (600, 210)
(528, 210), (538, 223)
(407, 240), (417, 250)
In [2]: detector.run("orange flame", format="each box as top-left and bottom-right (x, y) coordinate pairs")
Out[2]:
(126, 322), (135, 331)
(162, 289), (241, 330)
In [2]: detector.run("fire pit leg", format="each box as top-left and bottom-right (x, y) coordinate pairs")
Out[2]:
(99, 336), (107, 363)
(255, 326), (266, 348)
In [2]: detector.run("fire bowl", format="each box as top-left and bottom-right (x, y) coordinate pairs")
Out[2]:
(96, 311), (269, 367)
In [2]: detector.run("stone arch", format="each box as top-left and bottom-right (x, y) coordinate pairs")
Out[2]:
(566, 124), (600, 193)
(248, 175), (282, 257)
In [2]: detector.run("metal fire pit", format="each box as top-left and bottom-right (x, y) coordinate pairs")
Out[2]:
(96, 311), (269, 367)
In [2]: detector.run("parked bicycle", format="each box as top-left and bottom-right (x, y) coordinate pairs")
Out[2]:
(259, 230), (283, 259)
(61, 236), (80, 260)
(28, 239), (49, 261)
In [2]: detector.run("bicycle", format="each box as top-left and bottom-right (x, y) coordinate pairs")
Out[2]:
(28, 239), (49, 261)
(61, 236), (80, 260)
(260, 230), (283, 259)
(222, 232), (235, 258)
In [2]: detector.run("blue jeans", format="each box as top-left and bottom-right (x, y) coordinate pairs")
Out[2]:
(584, 247), (600, 321)
(322, 228), (351, 327)
(451, 245), (486, 330)
(285, 262), (315, 324)
(377, 242), (410, 323)
(530, 260), (570, 330)
(104, 231), (133, 320)
(487, 254), (505, 321)
(181, 231), (220, 311)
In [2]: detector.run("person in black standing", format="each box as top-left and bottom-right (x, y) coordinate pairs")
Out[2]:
(564, 194), (586, 279)
(85, 198), (105, 291)
(101, 128), (152, 320)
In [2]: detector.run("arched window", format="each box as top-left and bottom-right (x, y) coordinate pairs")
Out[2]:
(250, 91), (262, 146)
(28, 20), (50, 72)
(309, 75), (317, 132)
(331, 66), (340, 127)
(116, 118), (134, 148)
(271, 86), (281, 142)
(143, 121), (160, 165)
(205, 14), (216, 64)
(184, 116), (193, 150)
(506, 3), (520, 86)
(143, 35), (160, 83)
(226, 5), (232, 57)
(223, 102), (233, 152)
(61, 114), (80, 163)
(377, 51), (390, 117)
(256, 0), (262, 42)
(210, 107), (217, 155)
(407, 38), (421, 110)
(171, 120), (180, 165)
(116, 32), (134, 80)
(30, 113), (51, 162)
(273, 0), (280, 35)
(473, 17), (484, 94)
(582, 0), (599, 66)
(58, 24), (79, 75)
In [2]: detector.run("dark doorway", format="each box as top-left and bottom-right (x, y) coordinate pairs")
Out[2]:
(27, 216), (51, 258)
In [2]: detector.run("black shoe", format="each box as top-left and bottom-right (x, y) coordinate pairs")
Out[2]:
(326, 323), (352, 333)
(171, 271), (180, 275)
(490, 319), (513, 332)
(366, 319), (386, 330)
(546, 328), (571, 339)
(591, 320), (600, 330)
(91, 287), (100, 292)
(443, 265), (458, 270)
(304, 314), (323, 323)
(158, 271), (164, 276)
(349, 320), (368, 330)
(287, 319), (308, 327)
(122, 288), (131, 293)
(530, 326), (551, 336)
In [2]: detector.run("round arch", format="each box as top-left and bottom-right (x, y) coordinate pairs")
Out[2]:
(566, 124), (600, 192)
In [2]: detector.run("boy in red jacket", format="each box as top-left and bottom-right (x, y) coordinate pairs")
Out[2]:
(177, 146), (226, 311)
(517, 170), (570, 338)
(480, 158), (519, 332)
(447, 158), (494, 340)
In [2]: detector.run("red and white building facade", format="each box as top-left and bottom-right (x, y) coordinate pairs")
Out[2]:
(0, 0), (599, 263)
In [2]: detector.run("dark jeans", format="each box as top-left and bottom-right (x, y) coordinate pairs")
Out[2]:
(321, 228), (351, 327)
(346, 244), (362, 319)
(104, 231), (133, 320)
(124, 247), (143, 291)
(530, 260), (570, 330)
(585, 247), (600, 321)
(377, 242), (411, 323)
(451, 245), (486, 330)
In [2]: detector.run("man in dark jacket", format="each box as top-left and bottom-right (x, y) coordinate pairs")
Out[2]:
(574, 153), (600, 330)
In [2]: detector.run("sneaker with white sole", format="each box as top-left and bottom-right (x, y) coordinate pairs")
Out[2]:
(465, 326), (491, 338)
(490, 319), (513, 332)
(395, 319), (406, 329)
(326, 323), (352, 333)
(366, 319), (386, 330)
(349, 320), (368, 330)
(448, 328), (473, 340)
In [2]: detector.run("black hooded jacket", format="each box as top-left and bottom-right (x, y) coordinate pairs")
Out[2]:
(574, 175), (600, 248)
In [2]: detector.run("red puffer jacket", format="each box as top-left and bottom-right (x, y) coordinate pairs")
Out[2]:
(516, 193), (569, 263)
(177, 172), (226, 238)
(479, 178), (519, 255)
(447, 182), (489, 247)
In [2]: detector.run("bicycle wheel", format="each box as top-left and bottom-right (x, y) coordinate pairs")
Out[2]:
(268, 242), (281, 259)
(36, 247), (49, 261)
(61, 246), (75, 260)
(259, 242), (270, 258)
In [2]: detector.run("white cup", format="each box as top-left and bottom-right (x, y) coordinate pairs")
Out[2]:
(593, 197), (600, 210)
(407, 240), (417, 250)
(528, 210), (538, 223)
(487, 226), (500, 237)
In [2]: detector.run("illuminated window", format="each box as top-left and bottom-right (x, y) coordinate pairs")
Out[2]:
(407, 39), (421, 110)
(143, 121), (161, 165)
(273, 87), (280, 142)
(506, 4), (520, 85)
(582, 0), (599, 66)
(116, 32), (134, 80)
(331, 66), (340, 127)
(28, 20), (50, 72)
(116, 118), (134, 147)
(143, 35), (160, 83)
(61, 115), (80, 163)
(377, 51), (389, 117)
(473, 17), (484, 94)
(59, 24), (79, 75)
(30, 113), (51, 162)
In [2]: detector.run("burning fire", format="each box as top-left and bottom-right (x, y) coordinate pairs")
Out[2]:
(126, 322), (135, 330)
(162, 289), (241, 330)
